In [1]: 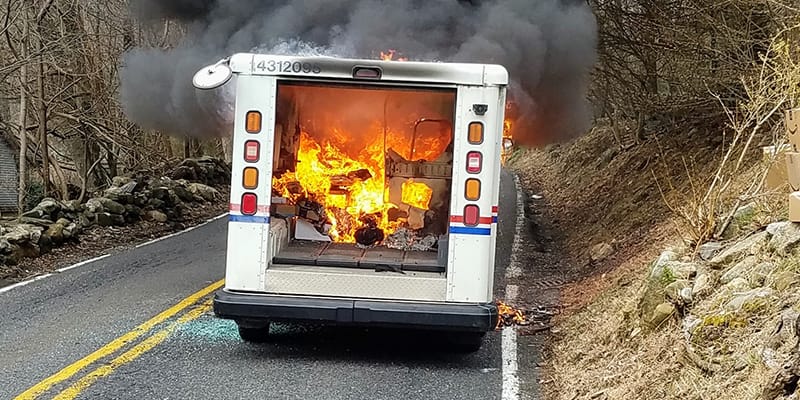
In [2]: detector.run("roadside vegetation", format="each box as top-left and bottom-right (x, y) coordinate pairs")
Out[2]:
(509, 1), (800, 399)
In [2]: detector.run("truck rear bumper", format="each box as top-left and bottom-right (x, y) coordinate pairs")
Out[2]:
(213, 290), (498, 332)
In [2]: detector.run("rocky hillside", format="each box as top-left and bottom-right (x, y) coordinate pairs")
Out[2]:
(543, 221), (800, 400)
(0, 157), (230, 283)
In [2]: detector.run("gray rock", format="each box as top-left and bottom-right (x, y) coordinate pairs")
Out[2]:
(725, 288), (773, 312)
(590, 242), (614, 262)
(767, 221), (800, 255)
(665, 280), (691, 304)
(97, 198), (126, 215)
(693, 273), (714, 299)
(150, 187), (171, 202)
(145, 210), (168, 223)
(698, 242), (724, 261)
(3, 224), (42, 244)
(171, 185), (195, 203)
(85, 198), (104, 213)
(724, 277), (751, 293)
(0, 238), (10, 254)
(103, 187), (135, 205)
(650, 303), (675, 327)
(721, 256), (759, 284)
(56, 218), (71, 226)
(44, 222), (65, 244)
(62, 200), (83, 212)
(769, 271), (798, 292)
(679, 287), (694, 304)
(37, 198), (61, 214)
(650, 250), (679, 279)
(19, 217), (58, 227)
(20, 208), (47, 220)
(111, 176), (133, 187)
(709, 231), (769, 268)
(187, 183), (220, 202)
(733, 203), (756, 226)
(95, 213), (115, 227)
(749, 262), (777, 288)
(63, 222), (79, 239)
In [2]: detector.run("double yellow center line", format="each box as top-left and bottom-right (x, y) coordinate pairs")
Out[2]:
(16, 279), (225, 400)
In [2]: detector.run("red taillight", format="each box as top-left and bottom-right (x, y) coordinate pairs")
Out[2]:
(241, 193), (257, 215)
(244, 140), (260, 162)
(466, 151), (482, 174)
(464, 205), (480, 226)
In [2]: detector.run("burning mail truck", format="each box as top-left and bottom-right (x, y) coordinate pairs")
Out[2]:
(193, 52), (508, 351)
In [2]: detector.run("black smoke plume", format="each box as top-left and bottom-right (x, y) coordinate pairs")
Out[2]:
(120, 0), (597, 146)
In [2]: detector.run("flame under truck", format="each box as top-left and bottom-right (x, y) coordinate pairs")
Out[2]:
(193, 52), (509, 352)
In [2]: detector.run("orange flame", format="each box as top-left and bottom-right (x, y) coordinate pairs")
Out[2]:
(496, 301), (528, 329)
(380, 49), (408, 62)
(401, 179), (433, 210)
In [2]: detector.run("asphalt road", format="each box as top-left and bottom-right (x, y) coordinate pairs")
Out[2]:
(0, 170), (525, 400)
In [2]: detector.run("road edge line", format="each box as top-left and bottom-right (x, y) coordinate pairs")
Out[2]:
(0, 212), (228, 296)
(501, 173), (525, 400)
(135, 212), (228, 249)
(14, 280), (224, 400)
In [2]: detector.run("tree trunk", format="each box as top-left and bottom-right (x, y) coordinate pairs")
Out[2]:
(17, 15), (29, 214)
(36, 40), (48, 197)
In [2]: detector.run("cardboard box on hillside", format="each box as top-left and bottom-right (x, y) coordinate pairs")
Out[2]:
(786, 108), (800, 151)
(764, 145), (792, 191)
(790, 192), (800, 222)
(787, 152), (800, 191)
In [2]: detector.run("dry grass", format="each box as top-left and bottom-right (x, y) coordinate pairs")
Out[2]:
(510, 120), (799, 400)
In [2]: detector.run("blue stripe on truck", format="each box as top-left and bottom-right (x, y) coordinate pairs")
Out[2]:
(449, 226), (491, 236)
(229, 215), (271, 224)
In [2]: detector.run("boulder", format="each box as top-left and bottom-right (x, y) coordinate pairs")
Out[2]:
(85, 198), (104, 213)
(145, 210), (168, 223)
(19, 217), (58, 228)
(720, 256), (759, 284)
(748, 262), (777, 288)
(95, 212), (115, 227)
(187, 183), (220, 202)
(62, 200), (83, 213)
(97, 198), (126, 215)
(693, 273), (714, 299)
(103, 187), (135, 205)
(590, 242), (614, 262)
(724, 277), (751, 293)
(766, 221), (800, 256)
(111, 176), (133, 187)
(698, 242), (724, 261)
(63, 222), (79, 240)
(769, 271), (798, 292)
(44, 222), (65, 245)
(709, 231), (768, 268)
(37, 198), (61, 214)
(0, 238), (11, 254)
(650, 303), (676, 328)
(725, 288), (773, 312)
(3, 224), (43, 244)
(665, 280), (691, 305)
(20, 208), (47, 220)
(171, 185), (196, 203)
(56, 218), (71, 227)
(650, 250), (679, 279)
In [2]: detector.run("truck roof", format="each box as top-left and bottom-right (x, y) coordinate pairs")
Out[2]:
(228, 53), (509, 87)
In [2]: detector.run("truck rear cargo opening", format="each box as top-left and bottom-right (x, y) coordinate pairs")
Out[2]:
(194, 53), (508, 352)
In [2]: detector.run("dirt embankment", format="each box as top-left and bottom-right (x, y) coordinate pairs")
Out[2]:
(511, 123), (799, 400)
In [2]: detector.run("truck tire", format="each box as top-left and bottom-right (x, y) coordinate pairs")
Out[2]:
(449, 332), (486, 353)
(236, 320), (271, 343)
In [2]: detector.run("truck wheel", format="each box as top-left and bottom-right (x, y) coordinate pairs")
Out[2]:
(236, 320), (271, 343)
(449, 332), (486, 353)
